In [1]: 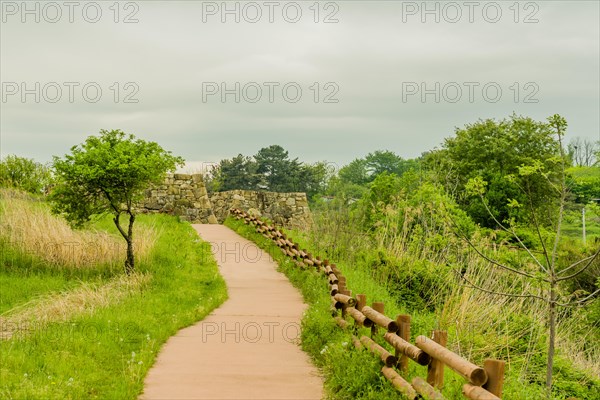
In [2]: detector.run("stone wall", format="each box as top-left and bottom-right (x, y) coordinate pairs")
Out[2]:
(140, 173), (218, 224)
(139, 174), (312, 227)
(210, 190), (311, 228)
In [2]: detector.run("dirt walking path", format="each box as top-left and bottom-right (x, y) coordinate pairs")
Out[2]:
(140, 224), (323, 400)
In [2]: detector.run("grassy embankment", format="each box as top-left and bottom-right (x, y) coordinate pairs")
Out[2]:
(0, 189), (226, 399)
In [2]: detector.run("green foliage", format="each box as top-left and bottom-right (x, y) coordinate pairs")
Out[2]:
(339, 158), (370, 186)
(361, 170), (476, 241)
(426, 114), (565, 228)
(568, 166), (600, 203)
(228, 214), (600, 399)
(365, 150), (418, 177)
(212, 154), (260, 191)
(323, 176), (368, 204)
(50, 129), (183, 273)
(254, 144), (301, 192)
(338, 151), (419, 188)
(362, 250), (449, 311)
(367, 172), (401, 208)
(51, 129), (183, 227)
(0, 155), (53, 194)
(212, 145), (328, 198)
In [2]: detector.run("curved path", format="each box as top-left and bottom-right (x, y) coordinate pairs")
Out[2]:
(140, 224), (323, 400)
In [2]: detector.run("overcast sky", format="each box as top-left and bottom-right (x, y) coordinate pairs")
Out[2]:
(1, 0), (599, 172)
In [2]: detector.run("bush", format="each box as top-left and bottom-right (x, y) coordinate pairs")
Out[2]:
(361, 250), (450, 311)
(0, 155), (53, 194)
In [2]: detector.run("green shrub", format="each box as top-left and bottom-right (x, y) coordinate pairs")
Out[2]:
(0, 155), (53, 194)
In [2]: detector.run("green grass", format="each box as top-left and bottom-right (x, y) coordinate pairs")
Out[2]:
(226, 217), (600, 400)
(0, 213), (227, 399)
(562, 207), (600, 244)
(0, 272), (82, 314)
(0, 237), (114, 314)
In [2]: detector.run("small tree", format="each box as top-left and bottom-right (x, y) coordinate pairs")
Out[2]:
(451, 115), (599, 396)
(50, 129), (184, 274)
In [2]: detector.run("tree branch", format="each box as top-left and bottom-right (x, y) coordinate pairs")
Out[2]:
(556, 287), (600, 307)
(453, 268), (547, 301)
(525, 181), (552, 272)
(447, 212), (543, 281)
(478, 193), (547, 273)
(101, 188), (128, 241)
(556, 247), (600, 282)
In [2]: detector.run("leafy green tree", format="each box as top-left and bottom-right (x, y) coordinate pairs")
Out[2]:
(254, 145), (301, 192)
(292, 162), (329, 199)
(50, 129), (183, 274)
(325, 176), (368, 203)
(213, 154), (261, 191)
(210, 145), (330, 198)
(365, 150), (416, 177)
(426, 114), (563, 228)
(360, 172), (402, 227)
(0, 155), (53, 194)
(339, 151), (418, 188)
(367, 171), (401, 207)
(339, 158), (369, 186)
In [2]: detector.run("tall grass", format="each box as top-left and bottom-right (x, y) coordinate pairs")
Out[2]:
(0, 189), (156, 269)
(0, 212), (227, 399)
(296, 199), (600, 398)
(1, 272), (151, 340)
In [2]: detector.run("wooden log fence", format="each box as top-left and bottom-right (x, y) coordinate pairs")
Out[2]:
(230, 208), (507, 399)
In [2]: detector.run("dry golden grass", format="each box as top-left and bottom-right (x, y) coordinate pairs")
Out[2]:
(0, 189), (157, 268)
(0, 272), (151, 339)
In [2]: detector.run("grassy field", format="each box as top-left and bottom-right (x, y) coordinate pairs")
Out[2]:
(226, 216), (599, 400)
(0, 191), (227, 399)
(562, 206), (600, 244)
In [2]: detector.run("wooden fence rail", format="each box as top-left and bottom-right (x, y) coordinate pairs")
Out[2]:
(230, 208), (505, 400)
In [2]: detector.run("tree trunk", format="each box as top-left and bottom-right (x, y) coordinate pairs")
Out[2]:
(546, 282), (556, 397)
(125, 238), (134, 275)
(125, 212), (135, 275)
(113, 211), (136, 275)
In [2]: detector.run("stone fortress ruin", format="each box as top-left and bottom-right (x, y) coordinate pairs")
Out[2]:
(140, 174), (311, 228)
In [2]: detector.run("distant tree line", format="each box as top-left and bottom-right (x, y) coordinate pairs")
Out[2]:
(208, 145), (329, 199)
(0, 155), (53, 194)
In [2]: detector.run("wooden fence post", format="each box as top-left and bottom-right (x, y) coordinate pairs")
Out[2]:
(371, 302), (385, 338)
(354, 294), (367, 328)
(356, 294), (366, 311)
(340, 290), (352, 319)
(426, 330), (448, 389)
(396, 314), (411, 373)
(483, 359), (505, 397)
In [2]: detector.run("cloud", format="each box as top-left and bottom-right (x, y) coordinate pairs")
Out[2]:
(1, 1), (598, 166)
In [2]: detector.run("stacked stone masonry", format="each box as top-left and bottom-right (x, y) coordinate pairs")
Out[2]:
(140, 174), (218, 224)
(210, 190), (312, 228)
(140, 174), (311, 228)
